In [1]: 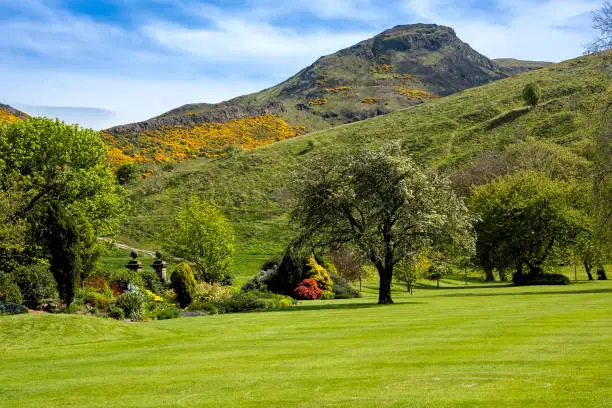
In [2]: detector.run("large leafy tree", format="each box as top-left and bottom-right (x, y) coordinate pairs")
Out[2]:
(470, 171), (585, 277)
(290, 148), (474, 304)
(0, 118), (127, 283)
(165, 196), (235, 283)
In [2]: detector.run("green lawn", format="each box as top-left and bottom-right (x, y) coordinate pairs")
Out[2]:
(2, 281), (611, 407)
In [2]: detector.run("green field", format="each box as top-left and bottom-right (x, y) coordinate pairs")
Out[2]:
(2, 280), (611, 407)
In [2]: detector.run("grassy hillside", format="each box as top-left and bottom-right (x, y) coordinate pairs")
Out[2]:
(103, 24), (507, 167)
(120, 54), (611, 279)
(494, 58), (553, 75)
(1, 281), (611, 407)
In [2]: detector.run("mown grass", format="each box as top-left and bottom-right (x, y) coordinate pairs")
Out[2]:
(1, 280), (611, 407)
(118, 54), (611, 282)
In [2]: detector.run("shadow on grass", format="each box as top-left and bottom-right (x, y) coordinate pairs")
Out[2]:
(432, 287), (612, 298)
(263, 301), (427, 313)
(414, 282), (513, 290)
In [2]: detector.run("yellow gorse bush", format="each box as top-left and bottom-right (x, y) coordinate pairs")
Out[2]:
(396, 88), (440, 100)
(322, 86), (352, 94)
(375, 64), (394, 74)
(0, 110), (21, 123)
(103, 114), (305, 168)
(361, 97), (382, 104)
(308, 98), (328, 106)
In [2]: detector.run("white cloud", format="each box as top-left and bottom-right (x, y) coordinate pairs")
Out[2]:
(403, 0), (599, 61)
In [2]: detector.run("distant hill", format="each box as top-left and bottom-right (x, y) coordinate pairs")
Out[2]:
(120, 54), (611, 278)
(103, 24), (508, 167)
(0, 103), (29, 122)
(494, 59), (553, 76)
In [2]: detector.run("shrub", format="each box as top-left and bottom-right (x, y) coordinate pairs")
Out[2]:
(108, 304), (125, 320)
(304, 255), (334, 292)
(95, 295), (111, 312)
(330, 273), (361, 299)
(116, 163), (141, 185)
(242, 267), (278, 292)
(260, 256), (282, 272)
(141, 269), (164, 294)
(522, 83), (542, 108)
(171, 263), (197, 308)
(192, 282), (232, 305)
(0, 274), (23, 305)
(152, 305), (180, 320)
(9, 263), (57, 309)
(0, 300), (28, 315)
(109, 269), (144, 292)
(186, 300), (218, 315)
(265, 250), (304, 295)
(115, 291), (148, 320)
(219, 291), (267, 313)
(513, 272), (570, 286)
(292, 279), (323, 300)
(278, 297), (293, 308)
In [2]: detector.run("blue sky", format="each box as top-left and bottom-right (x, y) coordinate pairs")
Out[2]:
(0, 0), (601, 129)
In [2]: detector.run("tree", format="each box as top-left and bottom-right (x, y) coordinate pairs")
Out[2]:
(0, 118), (126, 235)
(587, 1), (612, 53)
(116, 163), (141, 185)
(580, 96), (612, 278)
(522, 83), (542, 108)
(0, 118), (127, 276)
(470, 171), (585, 278)
(171, 263), (196, 308)
(329, 247), (368, 291)
(166, 196), (235, 284)
(394, 251), (429, 294)
(0, 188), (26, 263)
(290, 147), (474, 304)
(43, 202), (80, 305)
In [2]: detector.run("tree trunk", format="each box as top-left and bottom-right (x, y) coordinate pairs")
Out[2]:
(498, 269), (508, 282)
(484, 266), (495, 282)
(583, 260), (594, 281)
(359, 277), (362, 292)
(378, 268), (394, 304)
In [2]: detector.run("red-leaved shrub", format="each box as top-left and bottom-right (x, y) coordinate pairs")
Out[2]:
(292, 278), (323, 300)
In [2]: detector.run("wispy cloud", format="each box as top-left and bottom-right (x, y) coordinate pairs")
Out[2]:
(403, 0), (599, 61)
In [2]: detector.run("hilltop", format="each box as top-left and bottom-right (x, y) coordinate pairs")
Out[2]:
(103, 24), (508, 167)
(0, 103), (29, 122)
(118, 53), (611, 278)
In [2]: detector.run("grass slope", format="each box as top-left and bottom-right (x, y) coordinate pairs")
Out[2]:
(121, 54), (611, 280)
(1, 281), (611, 407)
(494, 58), (553, 76)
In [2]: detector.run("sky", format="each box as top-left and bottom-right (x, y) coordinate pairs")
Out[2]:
(0, 0), (602, 129)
